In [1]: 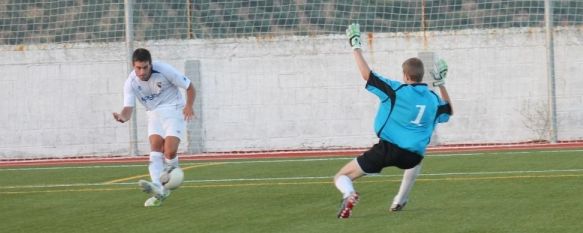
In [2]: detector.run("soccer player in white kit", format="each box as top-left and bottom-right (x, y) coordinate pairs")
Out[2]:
(113, 48), (195, 207)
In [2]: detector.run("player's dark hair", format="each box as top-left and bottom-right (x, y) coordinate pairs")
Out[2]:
(402, 58), (424, 82)
(132, 48), (152, 64)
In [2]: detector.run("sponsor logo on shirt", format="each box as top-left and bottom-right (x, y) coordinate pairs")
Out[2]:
(141, 93), (160, 102)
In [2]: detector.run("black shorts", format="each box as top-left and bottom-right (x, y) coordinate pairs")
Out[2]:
(356, 140), (423, 173)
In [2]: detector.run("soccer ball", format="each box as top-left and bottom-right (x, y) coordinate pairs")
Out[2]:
(160, 167), (184, 190)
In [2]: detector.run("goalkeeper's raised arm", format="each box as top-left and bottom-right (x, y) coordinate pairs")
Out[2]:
(346, 23), (372, 81)
(430, 58), (454, 115)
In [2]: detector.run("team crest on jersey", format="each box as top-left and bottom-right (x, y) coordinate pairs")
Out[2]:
(156, 82), (162, 88)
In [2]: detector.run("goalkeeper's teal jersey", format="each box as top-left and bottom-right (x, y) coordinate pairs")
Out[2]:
(365, 71), (451, 155)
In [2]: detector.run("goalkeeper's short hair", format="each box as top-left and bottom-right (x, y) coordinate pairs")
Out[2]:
(402, 58), (425, 82)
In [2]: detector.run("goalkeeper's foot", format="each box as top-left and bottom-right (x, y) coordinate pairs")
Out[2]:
(337, 192), (360, 219)
(389, 201), (407, 212)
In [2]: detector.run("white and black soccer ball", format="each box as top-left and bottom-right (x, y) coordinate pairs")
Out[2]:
(160, 167), (184, 190)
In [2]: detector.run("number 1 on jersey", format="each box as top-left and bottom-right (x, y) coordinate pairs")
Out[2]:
(411, 105), (426, 126)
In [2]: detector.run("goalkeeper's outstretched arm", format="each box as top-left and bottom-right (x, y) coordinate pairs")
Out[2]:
(346, 23), (371, 81)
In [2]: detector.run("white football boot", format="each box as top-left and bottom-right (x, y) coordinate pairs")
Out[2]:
(138, 180), (170, 207)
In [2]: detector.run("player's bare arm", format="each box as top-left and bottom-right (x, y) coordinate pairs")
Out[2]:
(183, 83), (195, 121)
(346, 23), (371, 81)
(113, 107), (133, 123)
(353, 49), (372, 81)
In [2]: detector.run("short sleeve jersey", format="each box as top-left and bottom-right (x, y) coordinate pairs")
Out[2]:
(365, 71), (452, 155)
(123, 61), (191, 111)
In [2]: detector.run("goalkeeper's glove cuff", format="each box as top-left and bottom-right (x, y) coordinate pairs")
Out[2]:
(433, 80), (445, 87)
(349, 36), (362, 50)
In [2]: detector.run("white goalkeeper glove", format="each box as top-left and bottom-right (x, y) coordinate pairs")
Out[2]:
(346, 23), (362, 50)
(430, 58), (448, 87)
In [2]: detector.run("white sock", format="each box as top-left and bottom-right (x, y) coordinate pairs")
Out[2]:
(164, 156), (179, 168)
(335, 175), (355, 199)
(393, 164), (422, 204)
(148, 151), (164, 186)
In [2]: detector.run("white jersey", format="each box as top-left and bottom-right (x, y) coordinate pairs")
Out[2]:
(123, 61), (191, 111)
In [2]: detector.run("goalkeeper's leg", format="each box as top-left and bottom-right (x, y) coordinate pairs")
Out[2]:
(391, 164), (422, 211)
(334, 159), (365, 218)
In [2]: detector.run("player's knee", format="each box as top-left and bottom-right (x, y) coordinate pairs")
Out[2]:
(149, 136), (164, 151)
(164, 151), (177, 159)
(150, 146), (163, 152)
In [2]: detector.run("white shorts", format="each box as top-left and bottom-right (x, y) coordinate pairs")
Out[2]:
(147, 106), (186, 141)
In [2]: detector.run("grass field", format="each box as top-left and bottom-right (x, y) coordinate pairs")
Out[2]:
(1, 149), (583, 233)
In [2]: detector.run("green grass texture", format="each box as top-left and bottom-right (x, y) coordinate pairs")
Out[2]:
(1, 149), (582, 233)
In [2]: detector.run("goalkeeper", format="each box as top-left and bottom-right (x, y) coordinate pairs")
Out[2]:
(333, 23), (453, 218)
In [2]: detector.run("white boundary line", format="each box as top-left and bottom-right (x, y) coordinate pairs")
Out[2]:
(0, 158), (349, 171)
(2, 149), (582, 172)
(0, 164), (145, 171)
(2, 168), (583, 190)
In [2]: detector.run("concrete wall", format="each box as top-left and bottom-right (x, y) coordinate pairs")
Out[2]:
(1, 27), (582, 159)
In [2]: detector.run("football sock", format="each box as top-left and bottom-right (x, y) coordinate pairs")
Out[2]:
(148, 151), (164, 186)
(393, 164), (422, 204)
(165, 156), (179, 168)
(335, 175), (355, 199)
